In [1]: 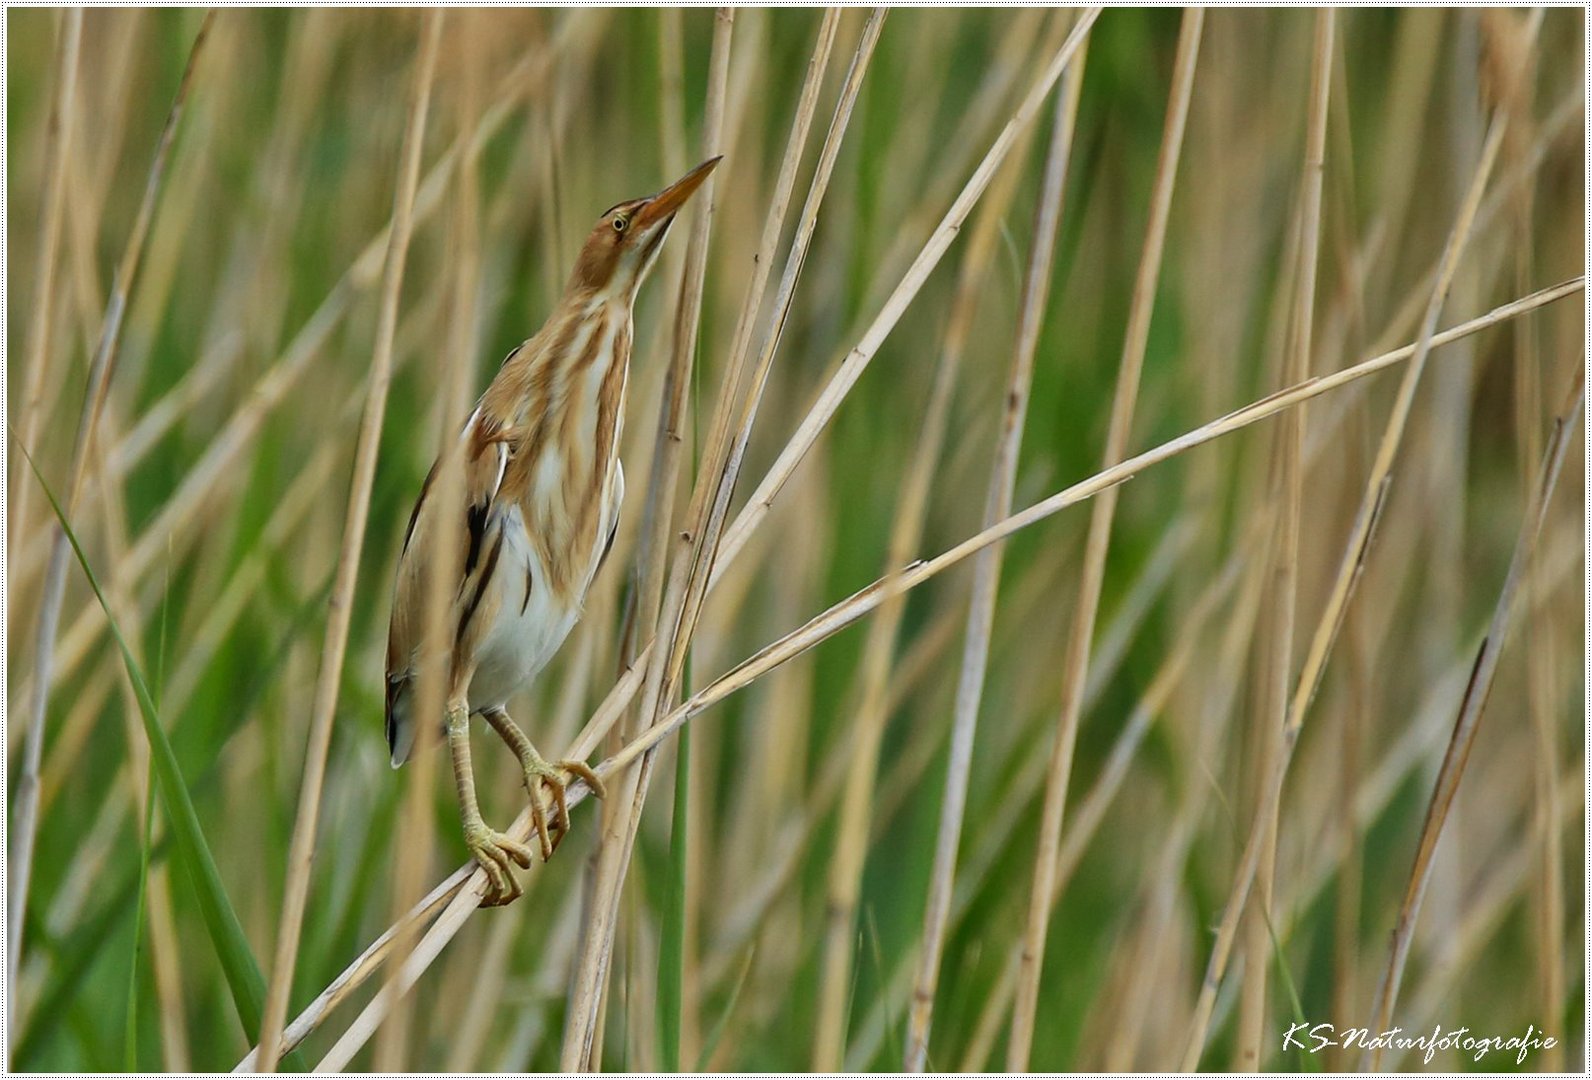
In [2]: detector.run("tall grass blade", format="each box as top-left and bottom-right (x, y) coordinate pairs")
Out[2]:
(17, 444), (307, 1070)
(658, 726), (691, 1071)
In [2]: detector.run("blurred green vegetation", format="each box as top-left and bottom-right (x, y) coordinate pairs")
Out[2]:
(5, 7), (1584, 1072)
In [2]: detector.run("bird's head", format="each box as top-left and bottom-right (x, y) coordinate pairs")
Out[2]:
(568, 156), (721, 299)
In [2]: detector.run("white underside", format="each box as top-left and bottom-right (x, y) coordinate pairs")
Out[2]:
(465, 467), (622, 712)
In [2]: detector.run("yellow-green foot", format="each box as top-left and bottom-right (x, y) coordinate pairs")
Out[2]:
(464, 819), (534, 907)
(520, 755), (607, 861)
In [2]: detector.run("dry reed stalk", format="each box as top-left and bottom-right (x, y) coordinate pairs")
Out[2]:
(252, 13), (442, 1071)
(8, 9), (83, 644)
(1178, 88), (1515, 1065)
(235, 267), (1574, 1072)
(1104, 557), (1271, 1071)
(1363, 369), (1582, 1068)
(1235, 13), (1333, 1068)
(1330, 417), (1373, 1070)
(659, 7), (872, 727)
(1004, 13), (1202, 1070)
(375, 19), (479, 1071)
(592, 7), (746, 1064)
(444, 897), (526, 1070)
(7, 12), (214, 1026)
(1404, 768), (1580, 1041)
(1490, 15), (1565, 1064)
(1291, 521), (1577, 876)
(809, 34), (1045, 1065)
(561, 11), (737, 1068)
(902, 16), (1095, 1068)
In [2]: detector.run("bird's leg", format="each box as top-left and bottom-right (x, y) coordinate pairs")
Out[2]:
(448, 698), (534, 906)
(483, 706), (606, 861)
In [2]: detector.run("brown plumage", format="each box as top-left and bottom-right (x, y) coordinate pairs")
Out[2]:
(385, 156), (719, 905)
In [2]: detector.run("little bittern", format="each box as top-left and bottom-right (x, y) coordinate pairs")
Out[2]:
(386, 157), (720, 905)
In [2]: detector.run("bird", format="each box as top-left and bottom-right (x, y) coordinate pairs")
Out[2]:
(385, 156), (720, 906)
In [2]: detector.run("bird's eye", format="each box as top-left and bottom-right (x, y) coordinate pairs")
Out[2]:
(612, 216), (628, 233)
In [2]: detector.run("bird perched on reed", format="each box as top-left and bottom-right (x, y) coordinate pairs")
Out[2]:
(386, 157), (720, 905)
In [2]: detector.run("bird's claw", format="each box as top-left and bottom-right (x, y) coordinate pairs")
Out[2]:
(464, 820), (534, 907)
(522, 758), (607, 862)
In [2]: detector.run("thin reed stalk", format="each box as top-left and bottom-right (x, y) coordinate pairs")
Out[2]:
(600, 280), (1580, 785)
(1490, 13), (1566, 1065)
(1005, 12), (1201, 1068)
(253, 14), (442, 1070)
(714, 9), (1101, 577)
(1363, 369), (1582, 1068)
(1237, 13), (1333, 1068)
(8, 9), (82, 641)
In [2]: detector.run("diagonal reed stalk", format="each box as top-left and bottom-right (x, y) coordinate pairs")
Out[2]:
(1178, 59), (1521, 1066)
(8, 10), (213, 1028)
(1003, 10), (1201, 1069)
(231, 266), (1577, 1071)
(1363, 367), (1582, 1068)
(1236, 12), (1333, 1069)
(596, 281), (1580, 788)
(252, 13), (443, 1071)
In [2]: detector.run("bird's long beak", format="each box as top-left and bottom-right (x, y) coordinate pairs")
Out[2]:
(633, 156), (722, 233)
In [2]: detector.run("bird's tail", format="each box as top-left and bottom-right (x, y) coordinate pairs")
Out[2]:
(385, 675), (415, 767)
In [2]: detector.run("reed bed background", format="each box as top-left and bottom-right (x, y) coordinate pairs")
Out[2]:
(4, 7), (1585, 1072)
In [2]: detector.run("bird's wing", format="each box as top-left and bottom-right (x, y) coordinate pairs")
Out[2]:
(384, 407), (510, 765)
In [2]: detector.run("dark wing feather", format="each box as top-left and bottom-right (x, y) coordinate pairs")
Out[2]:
(384, 409), (509, 765)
